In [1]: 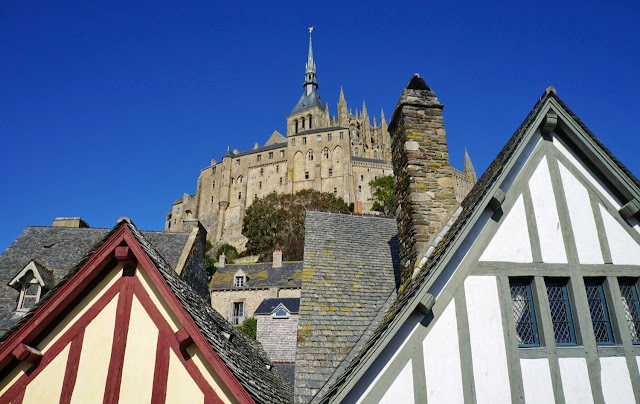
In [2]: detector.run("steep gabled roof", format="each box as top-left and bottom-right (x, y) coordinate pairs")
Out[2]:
(0, 219), (292, 403)
(0, 226), (188, 332)
(295, 211), (400, 403)
(317, 89), (640, 403)
(255, 297), (300, 315)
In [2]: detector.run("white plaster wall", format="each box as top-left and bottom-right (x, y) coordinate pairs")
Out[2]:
(423, 301), (464, 403)
(600, 205), (640, 265)
(558, 357), (594, 404)
(379, 360), (414, 404)
(558, 162), (603, 264)
(553, 135), (621, 209)
(520, 358), (554, 403)
(71, 295), (119, 404)
(529, 156), (567, 263)
(23, 343), (70, 404)
(119, 297), (158, 403)
(600, 356), (636, 404)
(480, 195), (532, 263)
(464, 276), (511, 404)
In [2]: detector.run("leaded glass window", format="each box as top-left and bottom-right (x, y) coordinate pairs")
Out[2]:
(585, 280), (615, 345)
(619, 280), (640, 344)
(546, 280), (576, 345)
(510, 280), (539, 347)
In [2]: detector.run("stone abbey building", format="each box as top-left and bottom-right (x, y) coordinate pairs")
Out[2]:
(165, 31), (476, 249)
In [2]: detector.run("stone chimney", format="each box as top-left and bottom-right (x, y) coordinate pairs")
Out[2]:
(353, 200), (363, 215)
(388, 74), (459, 277)
(52, 217), (89, 228)
(219, 252), (226, 268)
(272, 249), (283, 268)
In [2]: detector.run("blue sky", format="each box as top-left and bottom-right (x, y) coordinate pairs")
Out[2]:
(1, 1), (639, 252)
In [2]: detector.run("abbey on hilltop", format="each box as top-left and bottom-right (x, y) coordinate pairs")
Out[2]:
(165, 30), (477, 249)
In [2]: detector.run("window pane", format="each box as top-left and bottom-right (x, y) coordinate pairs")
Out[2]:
(585, 281), (615, 344)
(22, 296), (37, 310)
(25, 283), (39, 296)
(546, 282), (576, 345)
(619, 281), (640, 343)
(510, 281), (539, 347)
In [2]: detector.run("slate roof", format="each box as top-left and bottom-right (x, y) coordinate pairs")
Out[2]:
(0, 220), (293, 404)
(295, 211), (400, 404)
(290, 89), (326, 115)
(0, 226), (188, 333)
(351, 156), (390, 165)
(210, 262), (302, 290)
(316, 88), (640, 402)
(291, 126), (346, 137)
(255, 297), (300, 315)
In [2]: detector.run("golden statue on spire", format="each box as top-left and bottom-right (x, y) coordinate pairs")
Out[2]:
(308, 26), (314, 34)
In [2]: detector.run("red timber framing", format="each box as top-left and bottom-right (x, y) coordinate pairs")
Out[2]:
(0, 224), (254, 403)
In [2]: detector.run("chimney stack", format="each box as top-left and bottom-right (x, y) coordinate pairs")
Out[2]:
(219, 252), (226, 268)
(273, 250), (283, 268)
(388, 74), (459, 278)
(52, 217), (89, 228)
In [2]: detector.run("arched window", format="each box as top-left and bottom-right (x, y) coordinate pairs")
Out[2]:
(323, 148), (329, 159)
(295, 120), (299, 134)
(374, 151), (378, 159)
(301, 117), (306, 129)
(238, 176), (243, 183)
(354, 149), (359, 157)
(309, 115), (313, 129)
(308, 150), (314, 161)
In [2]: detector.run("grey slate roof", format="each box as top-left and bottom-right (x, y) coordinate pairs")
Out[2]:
(210, 262), (302, 290)
(234, 141), (288, 158)
(0, 226), (188, 333)
(351, 156), (389, 165)
(291, 126), (347, 137)
(290, 89), (326, 115)
(0, 220), (293, 404)
(255, 297), (300, 315)
(316, 89), (640, 403)
(295, 211), (400, 404)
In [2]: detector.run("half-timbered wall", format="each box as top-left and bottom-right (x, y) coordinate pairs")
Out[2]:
(0, 262), (240, 404)
(342, 128), (640, 403)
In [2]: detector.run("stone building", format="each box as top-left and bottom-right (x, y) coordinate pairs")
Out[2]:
(165, 31), (477, 249)
(209, 250), (302, 325)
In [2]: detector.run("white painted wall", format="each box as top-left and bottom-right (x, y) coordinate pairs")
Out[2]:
(379, 360), (414, 404)
(553, 135), (621, 209)
(558, 357), (594, 404)
(600, 356), (636, 404)
(520, 358), (555, 403)
(600, 205), (640, 265)
(464, 276), (511, 404)
(423, 301), (464, 403)
(558, 162), (603, 264)
(529, 156), (567, 263)
(480, 195), (532, 263)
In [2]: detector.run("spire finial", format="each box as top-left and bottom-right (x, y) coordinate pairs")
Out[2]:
(303, 27), (318, 93)
(464, 148), (477, 182)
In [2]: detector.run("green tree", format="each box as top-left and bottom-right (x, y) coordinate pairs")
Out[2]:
(242, 189), (349, 261)
(237, 316), (257, 339)
(369, 176), (396, 215)
(215, 243), (238, 261)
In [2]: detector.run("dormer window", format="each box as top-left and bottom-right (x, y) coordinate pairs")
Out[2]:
(233, 269), (246, 288)
(9, 260), (53, 312)
(271, 303), (290, 319)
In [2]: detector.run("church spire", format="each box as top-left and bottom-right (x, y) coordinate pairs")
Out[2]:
(464, 148), (477, 182)
(304, 27), (318, 94)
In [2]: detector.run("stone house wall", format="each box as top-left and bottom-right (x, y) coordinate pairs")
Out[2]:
(256, 313), (299, 363)
(210, 287), (301, 324)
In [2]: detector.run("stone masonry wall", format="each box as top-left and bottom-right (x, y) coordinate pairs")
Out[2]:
(389, 74), (460, 278)
(256, 314), (299, 363)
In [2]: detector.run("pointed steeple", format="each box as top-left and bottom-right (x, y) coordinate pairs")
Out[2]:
(338, 86), (348, 126)
(464, 148), (477, 182)
(339, 86), (345, 102)
(380, 108), (386, 126)
(304, 27), (318, 94)
(373, 116), (377, 127)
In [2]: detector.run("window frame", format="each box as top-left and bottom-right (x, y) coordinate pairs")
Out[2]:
(545, 279), (577, 346)
(585, 279), (616, 345)
(619, 278), (640, 344)
(510, 279), (541, 348)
